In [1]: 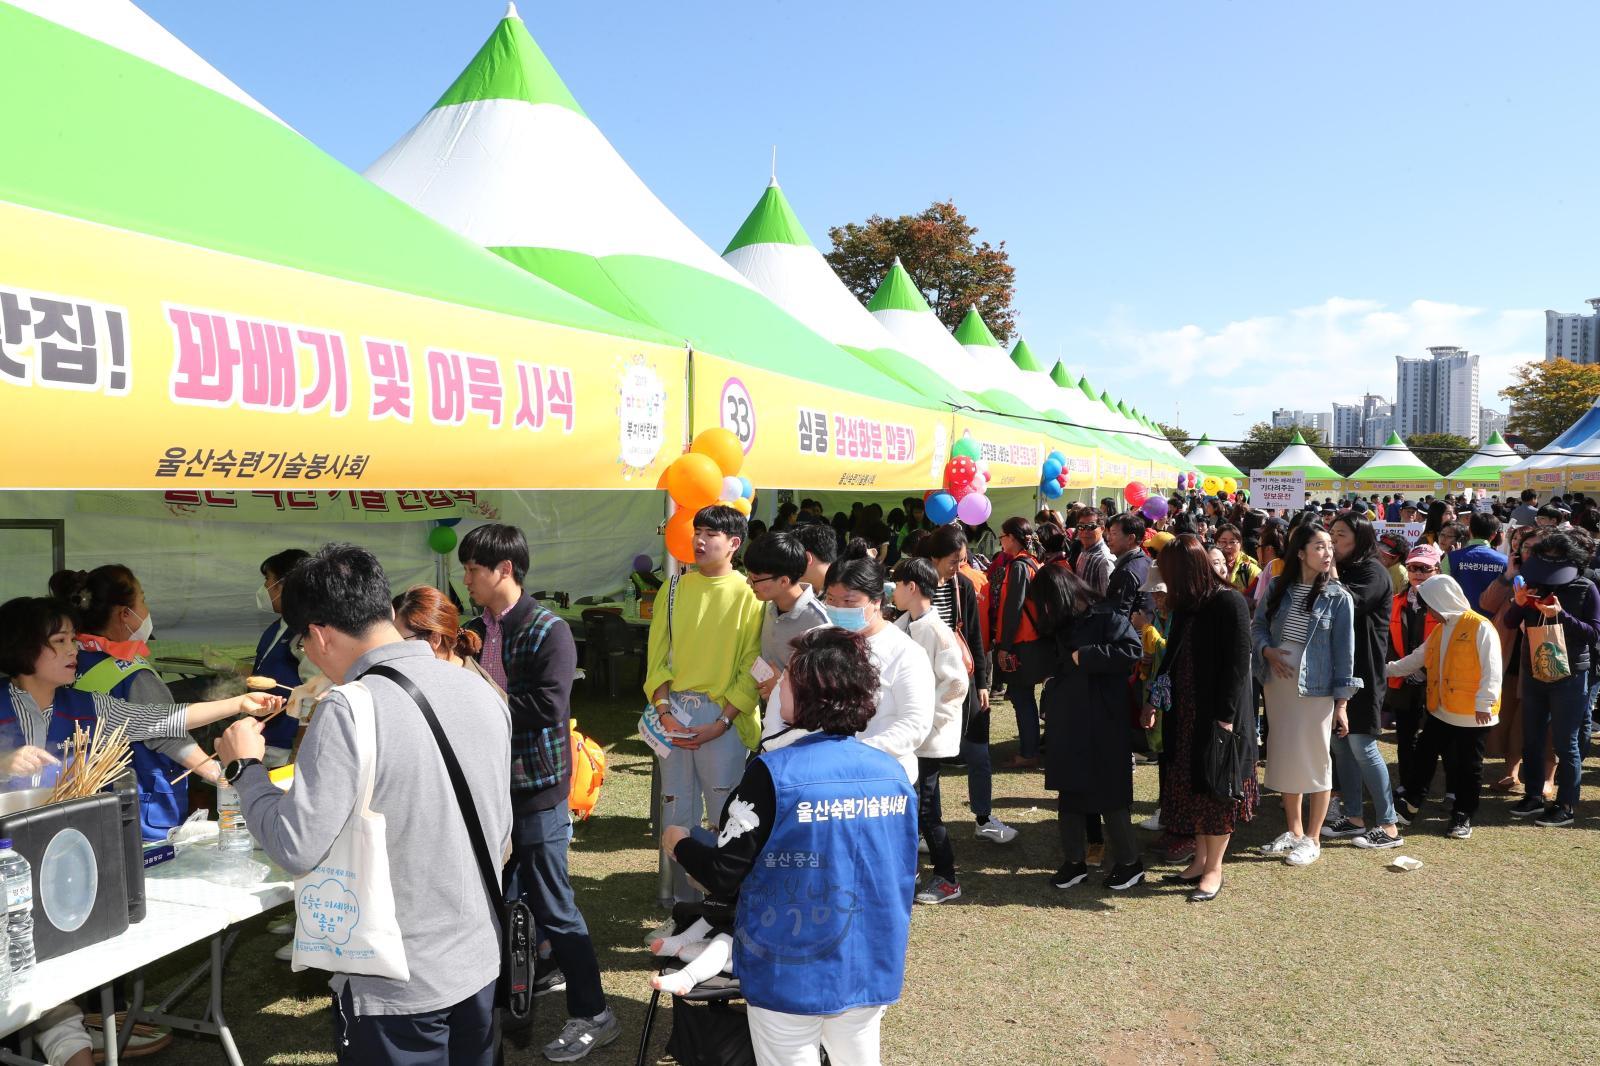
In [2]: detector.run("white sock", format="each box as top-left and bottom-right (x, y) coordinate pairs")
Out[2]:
(650, 934), (733, 995)
(651, 917), (711, 957)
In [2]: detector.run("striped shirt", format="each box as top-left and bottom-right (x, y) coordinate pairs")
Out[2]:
(5, 683), (188, 746)
(1278, 584), (1317, 646)
(932, 579), (957, 629)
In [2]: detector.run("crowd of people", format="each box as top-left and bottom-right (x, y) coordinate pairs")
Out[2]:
(1, 482), (1596, 1065)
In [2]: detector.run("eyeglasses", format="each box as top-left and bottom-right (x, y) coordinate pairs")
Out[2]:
(1076, 524), (1099, 531)
(1406, 564), (1437, 574)
(746, 574), (777, 586)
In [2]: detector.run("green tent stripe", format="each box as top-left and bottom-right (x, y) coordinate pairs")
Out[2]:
(1010, 338), (1043, 372)
(433, 9), (584, 114)
(867, 259), (931, 313)
(723, 180), (811, 254)
(954, 306), (1000, 347)
(0, 5), (674, 343)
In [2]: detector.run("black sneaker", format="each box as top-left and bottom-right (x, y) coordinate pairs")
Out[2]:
(533, 958), (567, 997)
(1510, 795), (1546, 818)
(1351, 827), (1404, 850)
(1446, 814), (1472, 839)
(1319, 816), (1366, 840)
(1050, 861), (1089, 889)
(1104, 861), (1146, 891)
(1535, 805), (1575, 828)
(1392, 794), (1417, 826)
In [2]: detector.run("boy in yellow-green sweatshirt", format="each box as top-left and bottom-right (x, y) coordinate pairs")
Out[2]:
(645, 504), (765, 902)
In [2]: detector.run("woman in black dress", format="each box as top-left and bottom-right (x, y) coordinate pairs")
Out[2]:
(1147, 534), (1258, 901)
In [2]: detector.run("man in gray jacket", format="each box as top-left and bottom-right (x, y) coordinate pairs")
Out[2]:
(218, 544), (511, 1065)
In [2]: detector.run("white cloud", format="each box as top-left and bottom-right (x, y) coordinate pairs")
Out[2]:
(1087, 297), (1545, 438)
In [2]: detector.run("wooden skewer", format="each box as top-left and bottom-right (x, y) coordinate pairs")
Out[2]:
(171, 707), (290, 785)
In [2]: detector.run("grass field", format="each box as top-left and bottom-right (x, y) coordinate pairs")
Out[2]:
(138, 686), (1600, 1065)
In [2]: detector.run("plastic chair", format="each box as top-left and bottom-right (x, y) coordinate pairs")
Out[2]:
(582, 608), (639, 698)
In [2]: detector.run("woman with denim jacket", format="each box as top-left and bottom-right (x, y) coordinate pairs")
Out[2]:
(1251, 523), (1361, 867)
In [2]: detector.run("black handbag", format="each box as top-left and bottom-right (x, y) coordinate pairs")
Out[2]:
(1199, 720), (1247, 802)
(363, 664), (535, 1024)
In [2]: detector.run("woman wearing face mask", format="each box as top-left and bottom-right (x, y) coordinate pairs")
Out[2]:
(1251, 524), (1360, 868)
(48, 566), (222, 841)
(253, 548), (312, 767)
(1322, 515), (1405, 850)
(822, 546), (934, 784)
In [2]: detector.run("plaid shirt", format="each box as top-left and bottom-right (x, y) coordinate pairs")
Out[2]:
(488, 599), (577, 806)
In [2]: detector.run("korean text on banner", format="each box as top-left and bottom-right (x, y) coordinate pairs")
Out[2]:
(1251, 470), (1306, 512)
(0, 203), (686, 490)
(75, 489), (502, 524)
(949, 413), (1045, 489)
(692, 352), (942, 491)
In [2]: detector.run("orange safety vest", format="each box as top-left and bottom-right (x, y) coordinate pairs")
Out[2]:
(1424, 612), (1500, 724)
(1387, 592), (1440, 689)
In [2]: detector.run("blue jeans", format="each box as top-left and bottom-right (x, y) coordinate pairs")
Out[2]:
(1332, 732), (1397, 826)
(1002, 669), (1040, 758)
(659, 691), (749, 901)
(1520, 672), (1589, 809)
(510, 804), (607, 1019)
(334, 978), (495, 1065)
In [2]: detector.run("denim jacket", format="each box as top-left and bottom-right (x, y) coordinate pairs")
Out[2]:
(1251, 576), (1363, 700)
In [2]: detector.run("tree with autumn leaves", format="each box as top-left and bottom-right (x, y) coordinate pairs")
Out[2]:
(1502, 359), (1600, 450)
(826, 200), (1017, 341)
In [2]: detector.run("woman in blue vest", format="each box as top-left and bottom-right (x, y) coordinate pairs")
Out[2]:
(0, 597), (278, 786)
(49, 566), (222, 840)
(665, 627), (917, 1066)
(254, 548), (311, 765)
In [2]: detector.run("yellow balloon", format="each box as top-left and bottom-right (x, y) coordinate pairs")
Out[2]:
(1202, 475), (1222, 496)
(1221, 477), (1238, 494)
(731, 497), (753, 516)
(691, 428), (744, 478)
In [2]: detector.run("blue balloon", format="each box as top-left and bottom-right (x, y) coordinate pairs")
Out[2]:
(739, 476), (754, 499)
(437, 517), (462, 528)
(1041, 478), (1064, 500)
(1041, 458), (1064, 481)
(1047, 450), (1067, 467)
(926, 492), (959, 525)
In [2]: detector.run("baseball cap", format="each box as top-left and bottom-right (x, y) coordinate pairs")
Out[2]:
(1406, 544), (1442, 568)
(1377, 531), (1409, 556)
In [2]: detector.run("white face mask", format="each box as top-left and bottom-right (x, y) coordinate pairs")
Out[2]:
(126, 607), (153, 644)
(255, 583), (276, 614)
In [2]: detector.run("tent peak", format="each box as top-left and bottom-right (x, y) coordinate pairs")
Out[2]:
(1289, 431), (1307, 444)
(504, 1), (519, 19)
(432, 7), (584, 114)
(1198, 433), (1211, 444)
(1385, 431), (1404, 445)
(724, 177), (810, 253)
(868, 258), (931, 313)
(1485, 429), (1507, 445)
(954, 306), (1000, 348)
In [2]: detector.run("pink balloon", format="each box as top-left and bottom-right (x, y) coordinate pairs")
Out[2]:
(957, 492), (992, 526)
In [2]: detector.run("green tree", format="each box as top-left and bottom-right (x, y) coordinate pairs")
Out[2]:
(1404, 432), (1474, 477)
(1501, 360), (1600, 450)
(826, 200), (1017, 340)
(1223, 423), (1332, 475)
(1156, 422), (1192, 451)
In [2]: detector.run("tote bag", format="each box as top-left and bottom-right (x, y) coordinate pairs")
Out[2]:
(291, 681), (408, 980)
(1527, 621), (1572, 683)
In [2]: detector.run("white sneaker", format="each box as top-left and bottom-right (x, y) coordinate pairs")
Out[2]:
(267, 917), (294, 937)
(975, 816), (1018, 844)
(273, 940), (293, 962)
(1257, 831), (1299, 855)
(1138, 808), (1164, 832)
(1285, 837), (1321, 866)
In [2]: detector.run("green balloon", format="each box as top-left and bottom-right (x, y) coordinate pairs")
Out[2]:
(950, 438), (981, 460)
(427, 525), (458, 555)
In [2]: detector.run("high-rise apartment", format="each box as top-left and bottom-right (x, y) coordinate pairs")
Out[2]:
(1545, 299), (1600, 364)
(1395, 346), (1480, 441)
(1331, 403), (1363, 448)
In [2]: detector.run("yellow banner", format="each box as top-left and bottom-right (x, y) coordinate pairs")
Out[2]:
(949, 412), (1046, 489)
(1528, 468), (1566, 492)
(1563, 466), (1600, 491)
(1347, 478), (1445, 494)
(1498, 469), (1527, 492)
(0, 203), (687, 490)
(692, 351), (942, 491)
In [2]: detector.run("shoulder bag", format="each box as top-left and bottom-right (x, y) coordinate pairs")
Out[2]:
(948, 576), (976, 676)
(362, 664), (534, 1024)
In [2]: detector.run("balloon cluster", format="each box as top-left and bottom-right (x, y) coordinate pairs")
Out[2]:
(1174, 471), (1239, 499)
(1039, 450), (1071, 500)
(927, 433), (993, 526)
(660, 428), (752, 563)
(1122, 481), (1171, 522)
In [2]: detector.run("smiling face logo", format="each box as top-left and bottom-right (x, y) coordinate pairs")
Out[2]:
(297, 877), (362, 947)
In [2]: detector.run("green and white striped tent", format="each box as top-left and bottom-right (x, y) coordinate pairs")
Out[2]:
(1184, 435), (1246, 479)
(1347, 432), (1443, 486)
(1446, 431), (1518, 486)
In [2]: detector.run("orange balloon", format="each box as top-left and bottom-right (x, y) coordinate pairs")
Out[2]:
(664, 509), (696, 564)
(666, 453), (722, 510)
(731, 497), (752, 516)
(691, 428), (744, 478)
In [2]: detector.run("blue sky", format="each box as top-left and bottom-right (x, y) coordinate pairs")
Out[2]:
(138, 0), (1592, 442)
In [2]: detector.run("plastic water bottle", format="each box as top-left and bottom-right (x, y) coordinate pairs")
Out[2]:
(0, 898), (11, 999)
(0, 839), (35, 980)
(217, 785), (252, 852)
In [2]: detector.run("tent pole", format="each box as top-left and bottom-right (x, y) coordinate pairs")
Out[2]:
(655, 343), (695, 910)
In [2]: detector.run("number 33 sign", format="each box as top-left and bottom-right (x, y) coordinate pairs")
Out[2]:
(721, 377), (756, 453)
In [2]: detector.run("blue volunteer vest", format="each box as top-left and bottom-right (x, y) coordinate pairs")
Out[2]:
(0, 683), (99, 774)
(734, 733), (917, 1016)
(75, 649), (184, 841)
(253, 621), (301, 748)
(1446, 543), (1509, 615)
